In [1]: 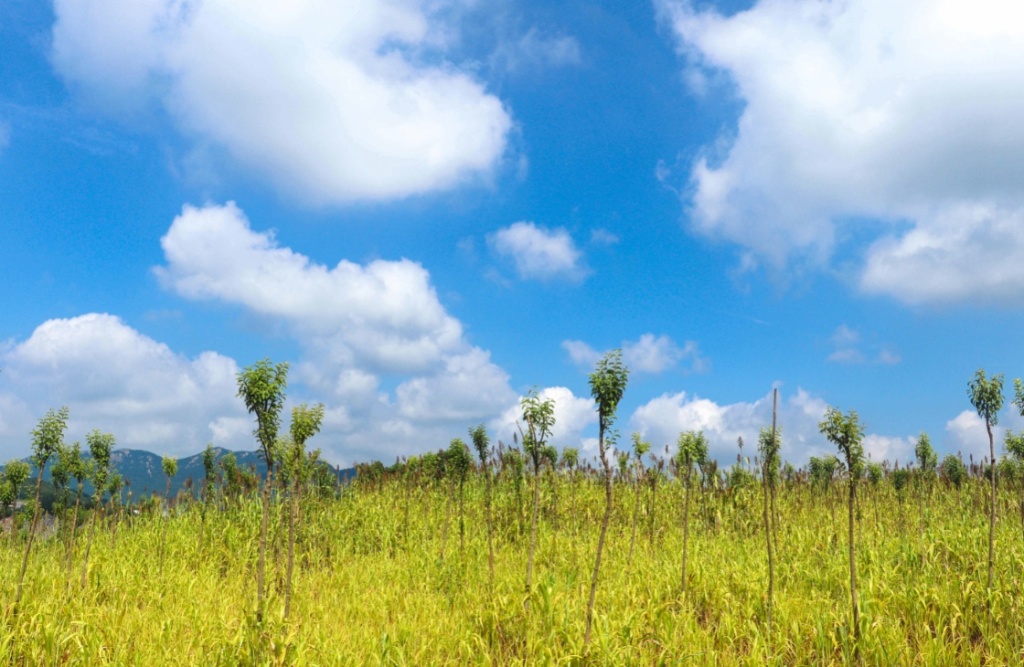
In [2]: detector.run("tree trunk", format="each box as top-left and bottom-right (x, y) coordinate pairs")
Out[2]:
(681, 469), (691, 597)
(986, 421), (996, 590)
(81, 499), (102, 588)
(525, 464), (541, 611)
(584, 425), (613, 650)
(65, 486), (83, 595)
(15, 471), (46, 610)
(848, 477), (860, 660)
(256, 465), (273, 623)
(284, 474), (299, 620)
(626, 470), (641, 576)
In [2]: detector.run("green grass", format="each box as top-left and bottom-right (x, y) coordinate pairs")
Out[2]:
(2, 473), (1023, 665)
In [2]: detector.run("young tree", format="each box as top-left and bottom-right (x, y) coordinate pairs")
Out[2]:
(470, 424), (495, 590)
(676, 430), (707, 598)
(968, 369), (1004, 590)
(81, 430), (114, 589)
(236, 358), (289, 622)
(626, 432), (650, 575)
(914, 432), (937, 543)
(759, 389), (781, 636)
(584, 350), (629, 650)
(819, 407), (865, 655)
(520, 389), (555, 612)
(16, 407), (69, 610)
(60, 442), (87, 592)
(284, 402), (324, 620)
(561, 447), (580, 537)
(158, 455), (178, 575)
(1, 460), (30, 529)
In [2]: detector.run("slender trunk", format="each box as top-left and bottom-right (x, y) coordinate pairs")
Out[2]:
(484, 468), (495, 592)
(257, 465), (273, 623)
(765, 388), (778, 641)
(284, 474), (299, 620)
(986, 421), (996, 590)
(15, 471), (46, 610)
(458, 479), (465, 559)
(681, 469), (691, 596)
(525, 464), (541, 611)
(81, 499), (101, 588)
(848, 477), (860, 660)
(584, 425), (613, 650)
(439, 482), (453, 562)
(627, 469), (641, 575)
(65, 486), (83, 594)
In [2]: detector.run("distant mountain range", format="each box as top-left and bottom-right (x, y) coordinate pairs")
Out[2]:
(8, 447), (356, 500)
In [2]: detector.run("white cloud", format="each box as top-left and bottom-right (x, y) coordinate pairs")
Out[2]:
(563, 333), (706, 374)
(50, 0), (512, 203)
(491, 386), (597, 449)
(942, 409), (1024, 462)
(629, 387), (834, 465)
(492, 27), (582, 73)
(0, 313), (247, 458)
(488, 221), (587, 282)
(862, 434), (914, 465)
(659, 0), (1024, 303)
(826, 324), (900, 365)
(153, 201), (518, 466)
(156, 202), (463, 373)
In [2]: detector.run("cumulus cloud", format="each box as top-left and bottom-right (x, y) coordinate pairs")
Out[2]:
(491, 386), (597, 450)
(156, 202), (463, 374)
(629, 387), (834, 465)
(659, 0), (1024, 303)
(488, 221), (587, 282)
(50, 0), (512, 203)
(0, 313), (247, 458)
(154, 201), (517, 465)
(563, 333), (706, 374)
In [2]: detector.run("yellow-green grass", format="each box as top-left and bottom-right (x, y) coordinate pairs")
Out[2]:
(2, 476), (1023, 665)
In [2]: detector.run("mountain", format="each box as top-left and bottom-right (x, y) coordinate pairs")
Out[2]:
(4, 448), (356, 502)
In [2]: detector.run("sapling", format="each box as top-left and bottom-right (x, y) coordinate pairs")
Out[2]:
(584, 350), (629, 651)
(561, 447), (579, 537)
(626, 432), (650, 576)
(676, 430), (707, 598)
(236, 358), (289, 622)
(758, 388), (781, 636)
(81, 430), (114, 589)
(1, 460), (30, 532)
(1009, 379), (1024, 551)
(819, 407), (865, 656)
(968, 369), (1003, 590)
(519, 389), (555, 611)
(16, 407), (69, 611)
(285, 402), (324, 620)
(914, 432), (937, 539)
(60, 442), (86, 592)
(448, 437), (471, 561)
(542, 444), (560, 563)
(470, 425), (495, 589)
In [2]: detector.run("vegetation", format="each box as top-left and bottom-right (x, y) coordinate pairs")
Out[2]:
(7, 365), (1024, 664)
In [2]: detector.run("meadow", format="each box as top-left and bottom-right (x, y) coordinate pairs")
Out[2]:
(2, 450), (1024, 666)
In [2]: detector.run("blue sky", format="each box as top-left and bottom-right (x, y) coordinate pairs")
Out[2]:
(3, 0), (1024, 468)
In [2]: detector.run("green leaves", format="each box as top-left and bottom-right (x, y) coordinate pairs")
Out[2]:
(520, 389), (555, 469)
(758, 426), (782, 487)
(675, 430), (708, 472)
(31, 407), (69, 471)
(968, 369), (1004, 426)
(469, 425), (490, 465)
(162, 455), (178, 480)
(589, 350), (629, 428)
(914, 433), (937, 475)
(819, 407), (866, 479)
(237, 359), (289, 468)
(86, 430), (115, 498)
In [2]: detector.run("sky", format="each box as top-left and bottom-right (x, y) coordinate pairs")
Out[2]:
(2, 0), (1024, 469)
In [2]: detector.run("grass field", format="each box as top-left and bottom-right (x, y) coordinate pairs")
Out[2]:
(2, 462), (1024, 665)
